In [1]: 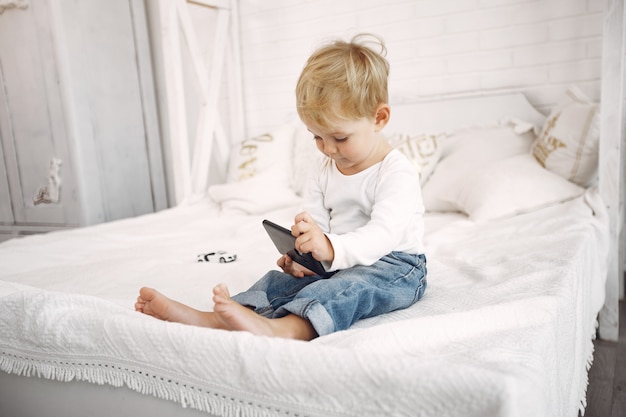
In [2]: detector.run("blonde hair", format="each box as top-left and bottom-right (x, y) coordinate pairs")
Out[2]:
(295, 33), (389, 128)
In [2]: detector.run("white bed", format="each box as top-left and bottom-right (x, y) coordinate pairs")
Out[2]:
(0, 92), (612, 417)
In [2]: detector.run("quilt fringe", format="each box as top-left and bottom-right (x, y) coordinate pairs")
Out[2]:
(577, 319), (599, 417)
(0, 351), (298, 417)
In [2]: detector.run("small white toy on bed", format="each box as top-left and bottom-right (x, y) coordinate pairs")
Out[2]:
(197, 250), (237, 263)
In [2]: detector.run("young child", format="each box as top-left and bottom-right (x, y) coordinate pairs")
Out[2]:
(135, 33), (427, 341)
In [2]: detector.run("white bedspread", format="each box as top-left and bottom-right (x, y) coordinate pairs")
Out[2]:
(0, 189), (609, 417)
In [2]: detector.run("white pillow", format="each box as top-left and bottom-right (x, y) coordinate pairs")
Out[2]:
(226, 122), (295, 184)
(441, 154), (584, 222)
(421, 122), (536, 212)
(531, 86), (599, 187)
(387, 132), (444, 185)
(209, 122), (299, 213)
(208, 173), (301, 215)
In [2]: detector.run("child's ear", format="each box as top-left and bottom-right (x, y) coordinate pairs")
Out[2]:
(374, 104), (391, 131)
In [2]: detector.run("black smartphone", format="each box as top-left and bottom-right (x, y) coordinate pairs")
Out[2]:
(262, 219), (326, 276)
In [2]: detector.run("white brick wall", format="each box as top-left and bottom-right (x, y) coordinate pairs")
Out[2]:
(238, 0), (604, 135)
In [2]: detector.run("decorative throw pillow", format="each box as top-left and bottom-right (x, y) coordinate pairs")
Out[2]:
(209, 122), (299, 213)
(387, 132), (445, 185)
(531, 86), (599, 187)
(421, 122), (536, 212)
(440, 154), (584, 222)
(225, 122), (296, 184)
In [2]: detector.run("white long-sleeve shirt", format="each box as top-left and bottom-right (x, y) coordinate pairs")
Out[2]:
(303, 149), (425, 271)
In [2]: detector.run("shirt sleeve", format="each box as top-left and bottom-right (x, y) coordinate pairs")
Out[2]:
(326, 159), (423, 270)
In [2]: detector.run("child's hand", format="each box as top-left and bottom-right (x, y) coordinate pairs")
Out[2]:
(291, 212), (335, 263)
(277, 254), (314, 278)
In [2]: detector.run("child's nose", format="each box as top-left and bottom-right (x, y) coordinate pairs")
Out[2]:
(322, 139), (337, 154)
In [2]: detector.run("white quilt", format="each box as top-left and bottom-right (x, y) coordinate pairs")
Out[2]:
(0, 189), (609, 417)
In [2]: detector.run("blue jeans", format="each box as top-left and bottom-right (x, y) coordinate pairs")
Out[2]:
(231, 252), (427, 336)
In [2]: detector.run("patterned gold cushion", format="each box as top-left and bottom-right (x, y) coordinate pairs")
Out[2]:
(531, 86), (599, 187)
(387, 132), (445, 185)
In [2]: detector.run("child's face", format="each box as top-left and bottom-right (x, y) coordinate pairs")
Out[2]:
(305, 106), (390, 175)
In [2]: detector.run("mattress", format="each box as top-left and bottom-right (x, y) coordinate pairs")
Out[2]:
(0, 187), (609, 417)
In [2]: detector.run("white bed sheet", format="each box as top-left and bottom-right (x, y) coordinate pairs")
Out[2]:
(0, 187), (609, 417)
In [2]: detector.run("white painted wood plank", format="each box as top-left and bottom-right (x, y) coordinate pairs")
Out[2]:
(159, 0), (193, 204)
(598, 0), (624, 342)
(151, 0), (243, 201)
(190, 7), (230, 195)
(129, 0), (168, 212)
(0, 51), (21, 223)
(177, 1), (211, 95)
(0, 138), (13, 223)
(227, 0), (245, 143)
(213, 117), (230, 178)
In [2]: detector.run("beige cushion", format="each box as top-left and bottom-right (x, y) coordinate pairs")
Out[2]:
(387, 132), (445, 185)
(531, 86), (599, 187)
(209, 122), (300, 213)
(226, 123), (295, 183)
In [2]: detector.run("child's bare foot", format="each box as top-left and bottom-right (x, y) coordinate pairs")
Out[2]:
(211, 284), (317, 340)
(135, 287), (219, 328)
(135, 285), (317, 340)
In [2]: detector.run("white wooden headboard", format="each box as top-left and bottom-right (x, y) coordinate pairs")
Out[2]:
(387, 93), (546, 134)
(149, 0), (245, 206)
